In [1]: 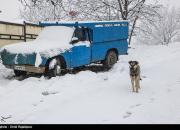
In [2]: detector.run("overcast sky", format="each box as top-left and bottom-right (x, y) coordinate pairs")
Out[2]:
(0, 0), (180, 22)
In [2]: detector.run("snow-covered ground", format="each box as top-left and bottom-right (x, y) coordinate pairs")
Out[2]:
(0, 43), (180, 124)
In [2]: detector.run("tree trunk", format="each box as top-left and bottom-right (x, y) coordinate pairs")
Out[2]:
(129, 16), (138, 45)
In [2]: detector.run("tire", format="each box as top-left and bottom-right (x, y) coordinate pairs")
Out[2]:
(103, 50), (118, 69)
(46, 58), (62, 78)
(14, 70), (27, 77)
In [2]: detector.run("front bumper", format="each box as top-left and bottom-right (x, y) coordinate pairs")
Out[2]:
(5, 65), (46, 74)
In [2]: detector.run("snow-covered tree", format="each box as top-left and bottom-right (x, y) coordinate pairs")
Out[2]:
(137, 7), (180, 45)
(19, 0), (161, 45)
(74, 0), (161, 45)
(19, 0), (77, 22)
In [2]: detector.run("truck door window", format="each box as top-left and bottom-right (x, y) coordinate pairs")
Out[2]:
(73, 28), (90, 43)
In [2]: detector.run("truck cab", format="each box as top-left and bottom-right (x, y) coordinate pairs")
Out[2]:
(0, 21), (129, 77)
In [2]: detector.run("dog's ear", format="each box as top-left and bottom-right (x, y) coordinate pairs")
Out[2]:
(135, 61), (139, 65)
(129, 61), (132, 64)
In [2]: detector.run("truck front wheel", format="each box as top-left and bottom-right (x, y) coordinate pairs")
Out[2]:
(46, 58), (62, 78)
(103, 50), (118, 69)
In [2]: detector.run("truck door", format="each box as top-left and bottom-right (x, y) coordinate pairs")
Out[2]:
(70, 27), (91, 68)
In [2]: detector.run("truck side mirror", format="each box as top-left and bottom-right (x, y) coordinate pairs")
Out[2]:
(71, 37), (79, 44)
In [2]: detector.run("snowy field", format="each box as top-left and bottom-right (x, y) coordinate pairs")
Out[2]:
(0, 43), (180, 124)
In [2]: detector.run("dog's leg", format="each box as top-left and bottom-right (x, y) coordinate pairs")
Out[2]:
(131, 76), (135, 92)
(137, 76), (141, 89)
(135, 76), (139, 93)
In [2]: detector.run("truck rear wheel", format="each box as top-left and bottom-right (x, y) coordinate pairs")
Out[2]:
(14, 70), (27, 77)
(103, 50), (118, 69)
(46, 58), (62, 78)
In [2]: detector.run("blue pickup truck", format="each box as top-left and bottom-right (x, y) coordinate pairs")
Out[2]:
(0, 21), (129, 77)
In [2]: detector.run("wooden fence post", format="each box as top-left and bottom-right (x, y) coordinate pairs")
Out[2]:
(23, 21), (26, 42)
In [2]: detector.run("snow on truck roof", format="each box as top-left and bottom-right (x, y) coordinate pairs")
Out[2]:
(39, 20), (129, 28)
(40, 20), (129, 24)
(1, 26), (75, 54)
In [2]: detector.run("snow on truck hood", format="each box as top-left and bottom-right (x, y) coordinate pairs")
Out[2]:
(0, 26), (75, 67)
(1, 26), (75, 54)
